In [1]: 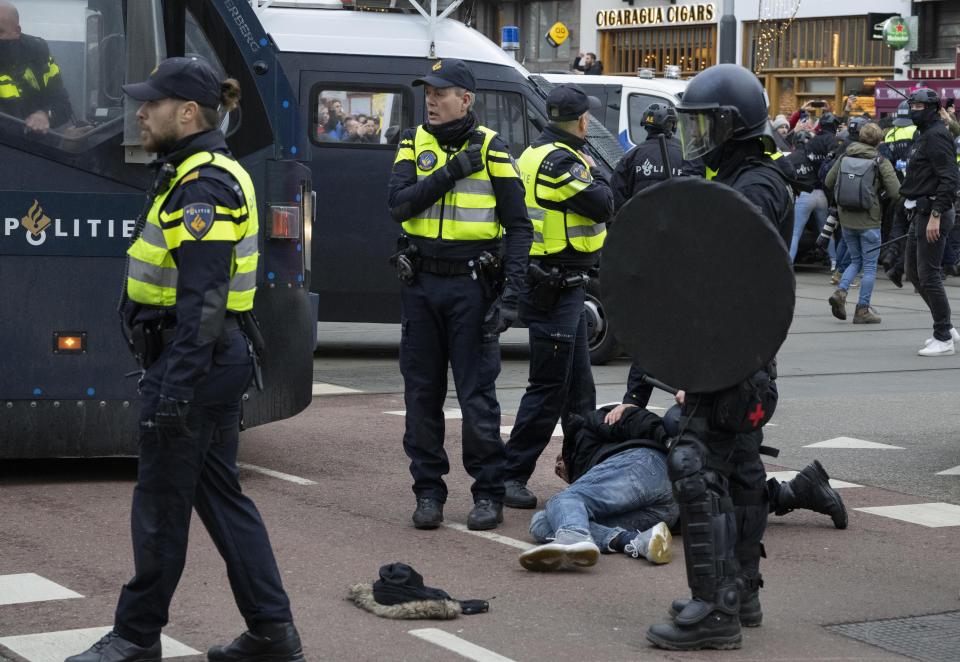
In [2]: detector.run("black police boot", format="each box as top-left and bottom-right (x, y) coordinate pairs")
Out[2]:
(503, 480), (537, 509)
(467, 499), (503, 531)
(668, 576), (762, 627)
(648, 592), (742, 651)
(65, 631), (160, 662)
(207, 622), (304, 662)
(412, 497), (443, 530)
(774, 460), (848, 529)
(886, 267), (903, 288)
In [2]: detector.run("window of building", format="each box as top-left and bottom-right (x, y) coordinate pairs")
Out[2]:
(743, 16), (894, 72)
(310, 86), (409, 146)
(601, 25), (716, 77)
(523, 1), (574, 64)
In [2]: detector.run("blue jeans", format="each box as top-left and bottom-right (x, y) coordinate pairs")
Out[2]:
(835, 231), (851, 273)
(529, 448), (678, 551)
(838, 227), (881, 306)
(790, 190), (835, 263)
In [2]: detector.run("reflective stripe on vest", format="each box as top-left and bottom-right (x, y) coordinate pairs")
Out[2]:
(126, 151), (259, 312)
(401, 125), (502, 241)
(516, 142), (606, 255)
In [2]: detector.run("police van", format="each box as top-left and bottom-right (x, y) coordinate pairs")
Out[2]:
(1, 0), (316, 457)
(257, 0), (626, 363)
(541, 72), (686, 151)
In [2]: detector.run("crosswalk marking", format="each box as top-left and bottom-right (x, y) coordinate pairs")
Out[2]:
(409, 628), (518, 662)
(855, 503), (960, 528)
(311, 382), (362, 396)
(936, 465), (960, 476)
(804, 437), (903, 450)
(764, 471), (861, 489)
(237, 463), (317, 486)
(0, 574), (82, 607)
(443, 522), (533, 551)
(0, 627), (198, 662)
(500, 424), (564, 438)
(385, 408), (463, 419)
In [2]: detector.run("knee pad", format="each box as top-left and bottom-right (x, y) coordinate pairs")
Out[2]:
(668, 441), (708, 502)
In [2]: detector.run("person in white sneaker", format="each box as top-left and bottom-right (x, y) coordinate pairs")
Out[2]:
(519, 405), (678, 571)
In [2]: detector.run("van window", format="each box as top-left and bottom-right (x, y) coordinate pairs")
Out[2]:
(474, 90), (526, 157)
(0, 0), (157, 157)
(628, 93), (670, 144)
(311, 86), (409, 146)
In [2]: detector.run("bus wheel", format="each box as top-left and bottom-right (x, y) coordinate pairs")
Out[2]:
(584, 288), (620, 365)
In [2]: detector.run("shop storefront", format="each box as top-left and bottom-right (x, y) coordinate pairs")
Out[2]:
(583, 1), (720, 76)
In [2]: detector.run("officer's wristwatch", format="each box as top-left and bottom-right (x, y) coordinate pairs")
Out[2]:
(932, 209), (941, 218)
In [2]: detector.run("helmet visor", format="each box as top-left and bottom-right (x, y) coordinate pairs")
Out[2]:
(677, 109), (720, 160)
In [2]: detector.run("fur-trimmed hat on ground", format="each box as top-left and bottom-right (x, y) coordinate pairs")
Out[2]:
(348, 563), (488, 620)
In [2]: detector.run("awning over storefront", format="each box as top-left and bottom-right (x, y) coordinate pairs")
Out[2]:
(875, 79), (960, 115)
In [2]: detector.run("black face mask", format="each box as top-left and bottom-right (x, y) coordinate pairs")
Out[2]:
(910, 105), (939, 128)
(0, 39), (20, 63)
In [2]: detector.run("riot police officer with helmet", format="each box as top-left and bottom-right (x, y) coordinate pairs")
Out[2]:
(501, 83), (613, 510)
(610, 102), (703, 208)
(388, 58), (532, 531)
(66, 57), (303, 662)
(645, 63), (794, 651)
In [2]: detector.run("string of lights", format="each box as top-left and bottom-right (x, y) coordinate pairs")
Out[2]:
(754, 0), (802, 75)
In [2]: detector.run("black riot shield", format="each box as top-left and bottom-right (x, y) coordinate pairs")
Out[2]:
(602, 177), (795, 393)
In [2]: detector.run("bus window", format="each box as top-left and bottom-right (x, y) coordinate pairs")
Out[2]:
(0, 0), (164, 161)
(311, 86), (410, 146)
(628, 92), (670, 145)
(474, 90), (526, 157)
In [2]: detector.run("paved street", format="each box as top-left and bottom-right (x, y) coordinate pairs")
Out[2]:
(3, 271), (960, 661)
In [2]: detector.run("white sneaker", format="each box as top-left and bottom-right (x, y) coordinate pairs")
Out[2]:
(924, 327), (960, 346)
(918, 338), (955, 356)
(624, 522), (672, 565)
(519, 530), (599, 571)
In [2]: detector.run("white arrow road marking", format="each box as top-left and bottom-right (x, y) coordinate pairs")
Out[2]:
(804, 436), (903, 449)
(409, 628), (518, 662)
(0, 574), (82, 606)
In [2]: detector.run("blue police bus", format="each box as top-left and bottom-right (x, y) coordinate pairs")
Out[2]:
(0, 0), (316, 457)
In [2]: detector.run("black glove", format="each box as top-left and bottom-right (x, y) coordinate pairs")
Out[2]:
(445, 145), (484, 181)
(497, 288), (519, 333)
(154, 395), (192, 437)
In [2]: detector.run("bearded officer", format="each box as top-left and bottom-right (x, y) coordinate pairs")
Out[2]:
(66, 57), (303, 662)
(388, 59), (532, 531)
(645, 64), (794, 651)
(611, 102), (703, 209)
(501, 83), (612, 510)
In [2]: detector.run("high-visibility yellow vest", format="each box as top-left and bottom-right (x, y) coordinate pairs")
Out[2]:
(516, 142), (606, 255)
(126, 151), (259, 312)
(0, 56), (60, 100)
(396, 125), (511, 241)
(884, 125), (917, 143)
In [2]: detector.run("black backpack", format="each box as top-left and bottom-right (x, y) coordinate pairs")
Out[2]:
(834, 154), (883, 211)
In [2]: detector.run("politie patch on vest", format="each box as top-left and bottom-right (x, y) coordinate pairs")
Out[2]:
(183, 203), (215, 240)
(570, 163), (592, 183)
(417, 150), (438, 171)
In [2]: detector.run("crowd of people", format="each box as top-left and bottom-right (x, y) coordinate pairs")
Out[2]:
(315, 96), (385, 143)
(771, 92), (960, 353)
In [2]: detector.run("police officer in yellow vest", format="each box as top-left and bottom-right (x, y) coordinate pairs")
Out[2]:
(0, 1), (72, 133)
(388, 58), (532, 532)
(502, 84), (613, 510)
(67, 58), (304, 662)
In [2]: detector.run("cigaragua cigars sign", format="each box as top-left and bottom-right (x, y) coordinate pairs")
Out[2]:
(596, 3), (717, 29)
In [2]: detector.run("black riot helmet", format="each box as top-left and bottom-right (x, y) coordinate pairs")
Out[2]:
(818, 112), (839, 133)
(640, 102), (678, 137)
(847, 115), (869, 142)
(892, 100), (912, 127)
(675, 64), (773, 160)
(908, 87), (940, 107)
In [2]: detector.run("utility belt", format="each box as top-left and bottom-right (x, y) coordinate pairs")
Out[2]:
(903, 196), (940, 221)
(389, 236), (504, 298)
(130, 312), (265, 390)
(525, 260), (591, 312)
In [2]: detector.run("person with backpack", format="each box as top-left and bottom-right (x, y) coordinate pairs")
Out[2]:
(825, 120), (900, 323)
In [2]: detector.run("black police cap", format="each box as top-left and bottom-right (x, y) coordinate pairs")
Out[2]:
(908, 87), (940, 106)
(546, 84), (601, 122)
(122, 56), (221, 108)
(413, 59), (476, 93)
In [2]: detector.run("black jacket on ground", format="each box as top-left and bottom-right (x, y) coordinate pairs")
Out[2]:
(899, 119), (960, 215)
(529, 125), (614, 269)
(611, 133), (704, 210)
(387, 124), (532, 294)
(562, 406), (668, 484)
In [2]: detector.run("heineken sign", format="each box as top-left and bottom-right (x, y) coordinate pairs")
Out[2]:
(883, 16), (909, 50)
